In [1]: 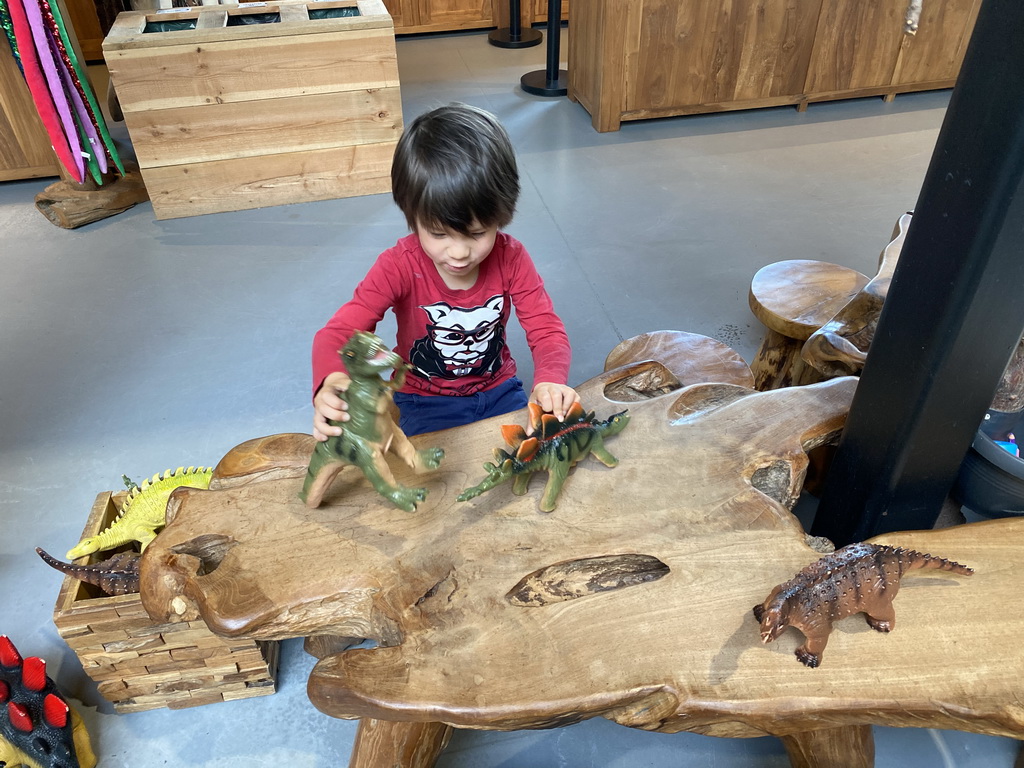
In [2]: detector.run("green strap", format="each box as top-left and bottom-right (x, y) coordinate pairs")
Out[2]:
(70, 97), (104, 184)
(0, 0), (20, 67)
(48, 0), (125, 175)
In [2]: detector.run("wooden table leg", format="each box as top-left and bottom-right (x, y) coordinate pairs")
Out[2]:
(779, 725), (874, 768)
(349, 719), (452, 768)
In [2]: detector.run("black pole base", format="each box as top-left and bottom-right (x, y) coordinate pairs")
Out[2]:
(520, 69), (567, 97)
(488, 27), (542, 48)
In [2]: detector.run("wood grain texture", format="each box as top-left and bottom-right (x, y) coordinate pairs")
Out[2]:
(800, 213), (909, 377)
(803, 0), (904, 93)
(104, 0), (400, 218)
(53, 493), (278, 712)
(604, 330), (755, 389)
(569, 0), (977, 130)
(891, 0), (982, 86)
(349, 719), (451, 768)
(105, 28), (400, 112)
(749, 260), (870, 341)
(123, 87), (401, 168)
(0, 38), (60, 180)
(34, 166), (149, 229)
(381, 0), (495, 33)
(628, 0), (820, 111)
(141, 139), (395, 219)
(138, 352), (1024, 746)
(780, 725), (874, 768)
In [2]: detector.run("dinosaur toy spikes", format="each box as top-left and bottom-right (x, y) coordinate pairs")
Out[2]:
(7, 701), (32, 732)
(459, 402), (630, 512)
(66, 466), (213, 560)
(43, 694), (68, 729)
(0, 636), (21, 667)
(0, 635), (96, 768)
(22, 658), (45, 692)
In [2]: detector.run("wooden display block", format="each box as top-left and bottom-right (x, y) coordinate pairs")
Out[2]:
(102, 0), (401, 219)
(52, 491), (279, 712)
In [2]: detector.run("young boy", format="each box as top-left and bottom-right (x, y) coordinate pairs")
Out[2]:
(312, 103), (579, 440)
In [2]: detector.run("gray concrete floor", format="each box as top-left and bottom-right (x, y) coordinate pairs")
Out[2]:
(1, 26), (1019, 768)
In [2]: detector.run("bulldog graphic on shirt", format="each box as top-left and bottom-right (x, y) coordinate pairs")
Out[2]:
(409, 296), (506, 380)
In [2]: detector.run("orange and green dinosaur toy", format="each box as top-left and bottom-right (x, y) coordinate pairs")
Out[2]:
(458, 402), (630, 512)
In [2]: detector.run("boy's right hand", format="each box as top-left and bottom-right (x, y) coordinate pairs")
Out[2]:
(313, 371), (351, 441)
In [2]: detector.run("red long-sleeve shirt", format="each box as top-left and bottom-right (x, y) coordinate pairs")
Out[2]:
(312, 232), (571, 398)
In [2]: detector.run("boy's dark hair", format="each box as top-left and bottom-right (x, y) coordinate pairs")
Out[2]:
(392, 103), (519, 235)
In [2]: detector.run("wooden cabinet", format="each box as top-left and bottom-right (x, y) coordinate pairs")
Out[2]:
(569, 0), (982, 132)
(523, 0), (568, 24)
(383, 0), (496, 34)
(64, 0), (107, 62)
(385, 0), (566, 35)
(1, 34), (61, 180)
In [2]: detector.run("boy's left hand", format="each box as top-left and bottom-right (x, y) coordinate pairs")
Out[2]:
(529, 382), (581, 432)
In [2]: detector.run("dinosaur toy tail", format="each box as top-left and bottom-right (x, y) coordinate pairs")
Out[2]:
(903, 547), (974, 576)
(36, 547), (141, 596)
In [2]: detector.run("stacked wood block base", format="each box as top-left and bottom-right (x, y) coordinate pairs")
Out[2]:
(52, 491), (279, 712)
(102, 0), (401, 219)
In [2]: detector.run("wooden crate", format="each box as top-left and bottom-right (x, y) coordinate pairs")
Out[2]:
(53, 492), (279, 712)
(102, 0), (401, 219)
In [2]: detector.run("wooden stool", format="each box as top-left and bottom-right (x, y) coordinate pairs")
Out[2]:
(749, 260), (869, 390)
(801, 213), (911, 378)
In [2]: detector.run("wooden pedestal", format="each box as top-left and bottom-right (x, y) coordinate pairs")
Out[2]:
(748, 260), (869, 390)
(102, 0), (401, 219)
(52, 492), (279, 712)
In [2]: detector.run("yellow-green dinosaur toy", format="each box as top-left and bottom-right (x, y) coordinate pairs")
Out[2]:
(66, 466), (212, 560)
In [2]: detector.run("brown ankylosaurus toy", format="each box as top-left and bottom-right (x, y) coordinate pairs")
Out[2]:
(36, 548), (140, 596)
(753, 542), (973, 668)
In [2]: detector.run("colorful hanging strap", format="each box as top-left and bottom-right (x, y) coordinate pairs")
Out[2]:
(48, 21), (104, 182)
(46, 0), (124, 175)
(23, 0), (87, 181)
(5, 0), (81, 182)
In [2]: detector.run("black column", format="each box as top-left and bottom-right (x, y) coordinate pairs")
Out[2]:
(489, 0), (542, 49)
(811, 0), (1024, 545)
(520, 0), (566, 96)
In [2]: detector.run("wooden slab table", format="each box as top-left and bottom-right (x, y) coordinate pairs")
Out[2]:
(139, 361), (1024, 767)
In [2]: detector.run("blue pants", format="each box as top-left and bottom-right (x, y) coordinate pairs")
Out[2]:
(393, 377), (529, 436)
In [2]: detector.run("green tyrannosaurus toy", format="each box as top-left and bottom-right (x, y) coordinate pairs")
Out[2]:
(65, 467), (212, 560)
(300, 332), (445, 511)
(458, 402), (630, 512)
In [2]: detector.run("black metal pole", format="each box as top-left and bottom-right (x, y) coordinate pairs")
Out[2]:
(489, 0), (541, 49)
(520, 0), (566, 96)
(810, 0), (1024, 546)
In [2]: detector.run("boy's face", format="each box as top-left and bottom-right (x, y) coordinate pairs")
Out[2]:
(416, 220), (498, 289)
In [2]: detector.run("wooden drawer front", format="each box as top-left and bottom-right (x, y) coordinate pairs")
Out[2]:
(629, 0), (821, 112)
(415, 0), (494, 28)
(891, 0), (981, 86)
(804, 0), (905, 93)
